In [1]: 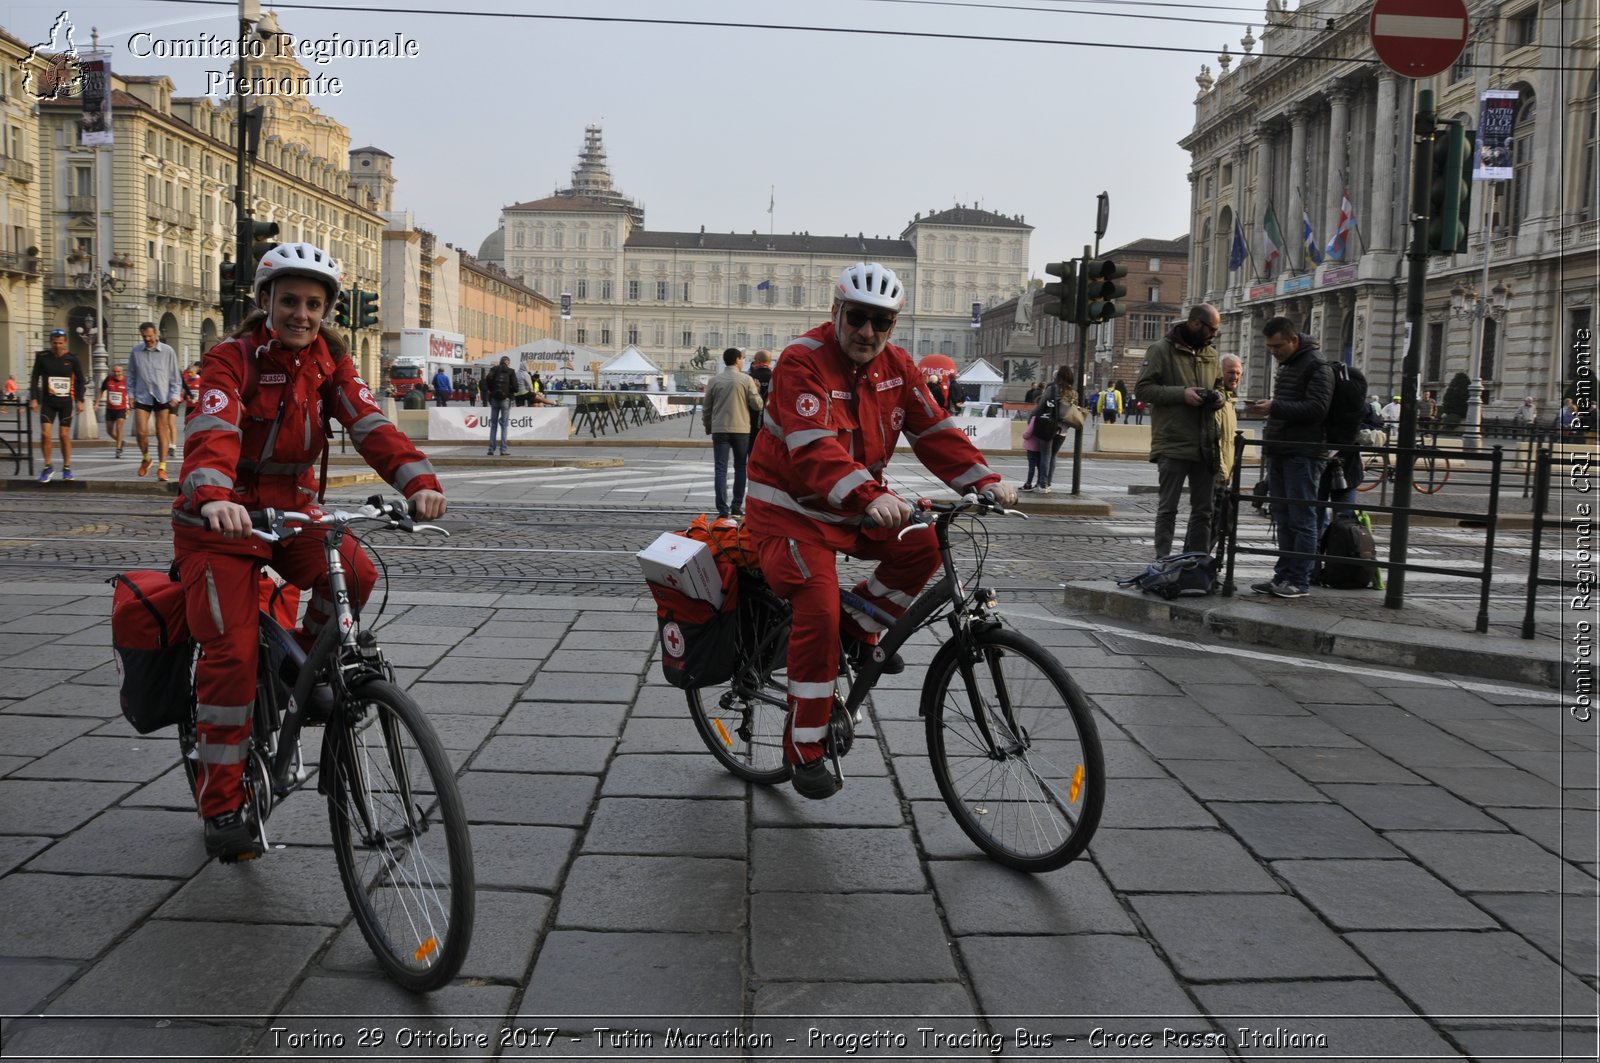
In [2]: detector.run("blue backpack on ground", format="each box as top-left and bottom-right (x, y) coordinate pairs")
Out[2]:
(1117, 551), (1220, 600)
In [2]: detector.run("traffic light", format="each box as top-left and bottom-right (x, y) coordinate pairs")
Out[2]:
(219, 258), (238, 294)
(238, 216), (280, 269)
(1082, 259), (1129, 324)
(357, 289), (380, 330)
(1426, 123), (1474, 256)
(333, 290), (352, 328)
(1041, 260), (1082, 325)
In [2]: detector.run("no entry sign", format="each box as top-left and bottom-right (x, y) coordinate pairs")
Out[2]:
(1369, 0), (1469, 78)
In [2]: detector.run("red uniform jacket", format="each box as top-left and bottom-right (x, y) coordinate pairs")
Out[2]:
(173, 327), (439, 547)
(745, 322), (999, 551)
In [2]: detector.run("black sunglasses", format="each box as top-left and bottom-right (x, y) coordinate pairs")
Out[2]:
(843, 308), (897, 333)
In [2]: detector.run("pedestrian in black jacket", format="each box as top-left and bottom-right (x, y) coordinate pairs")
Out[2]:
(1247, 316), (1332, 598)
(29, 330), (87, 482)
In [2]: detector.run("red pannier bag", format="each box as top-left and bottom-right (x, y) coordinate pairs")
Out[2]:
(647, 517), (744, 689)
(109, 569), (195, 734)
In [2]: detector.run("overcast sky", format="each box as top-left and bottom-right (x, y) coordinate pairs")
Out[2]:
(19, 0), (1247, 280)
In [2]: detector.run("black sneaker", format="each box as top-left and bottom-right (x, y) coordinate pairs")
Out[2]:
(790, 757), (841, 800)
(204, 807), (264, 862)
(730, 505), (744, 516)
(843, 635), (903, 675)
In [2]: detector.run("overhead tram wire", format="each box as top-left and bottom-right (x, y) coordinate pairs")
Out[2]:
(857, 0), (1327, 32)
(143, 0), (1595, 72)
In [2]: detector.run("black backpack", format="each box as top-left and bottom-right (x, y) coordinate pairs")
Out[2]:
(1318, 513), (1378, 589)
(1116, 551), (1219, 600)
(1324, 360), (1370, 445)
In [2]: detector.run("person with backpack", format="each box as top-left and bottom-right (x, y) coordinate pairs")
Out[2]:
(483, 355), (518, 455)
(1099, 385), (1124, 424)
(1247, 316), (1333, 599)
(171, 241), (445, 860)
(1135, 304), (1223, 557)
(1317, 355), (1382, 545)
(1030, 364), (1080, 494)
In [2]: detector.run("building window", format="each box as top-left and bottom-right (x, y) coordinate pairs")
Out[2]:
(654, 324), (665, 346)
(1147, 283), (1160, 302)
(1426, 322), (1444, 382)
(682, 329), (694, 347)
(553, 229), (564, 249)
(682, 282), (692, 302)
(791, 284), (804, 306)
(737, 283), (751, 304)
(735, 328), (749, 347)
(1142, 317), (1161, 343)
(764, 283), (777, 305)
(656, 280), (668, 300)
(601, 279), (612, 300)
(1450, 44), (1474, 83)
(576, 328), (587, 344)
(1510, 93), (1536, 232)
(708, 330), (722, 348)
(603, 230), (613, 248)
(576, 279), (588, 299)
(1508, 6), (1537, 47)
(1585, 77), (1599, 222)
(1148, 257), (1161, 272)
(628, 280), (640, 300)
(601, 328), (612, 345)
(761, 329), (775, 349)
(577, 230), (588, 248)
(1221, 163), (1233, 186)
(627, 325), (639, 345)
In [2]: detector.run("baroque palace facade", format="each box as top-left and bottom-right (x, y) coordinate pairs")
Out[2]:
(478, 127), (1033, 372)
(1183, 0), (1598, 414)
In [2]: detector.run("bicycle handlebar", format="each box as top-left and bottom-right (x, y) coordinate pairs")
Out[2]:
(173, 494), (450, 542)
(893, 492), (1027, 539)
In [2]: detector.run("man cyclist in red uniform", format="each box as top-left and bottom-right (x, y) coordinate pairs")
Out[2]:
(745, 262), (1017, 799)
(174, 241), (446, 860)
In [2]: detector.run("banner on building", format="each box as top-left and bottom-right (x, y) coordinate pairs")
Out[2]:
(1474, 89), (1519, 181)
(559, 291), (572, 320)
(80, 51), (112, 146)
(970, 301), (982, 329)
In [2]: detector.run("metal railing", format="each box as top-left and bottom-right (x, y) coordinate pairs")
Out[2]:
(1221, 435), (1505, 633)
(1522, 448), (1589, 639)
(0, 397), (34, 476)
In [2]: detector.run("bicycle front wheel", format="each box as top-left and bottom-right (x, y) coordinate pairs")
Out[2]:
(924, 628), (1104, 872)
(1357, 453), (1385, 492)
(324, 679), (475, 992)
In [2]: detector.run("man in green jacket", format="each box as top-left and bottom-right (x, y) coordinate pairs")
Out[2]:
(1135, 304), (1224, 558)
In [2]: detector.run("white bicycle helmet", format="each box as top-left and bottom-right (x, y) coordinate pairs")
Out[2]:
(835, 261), (905, 311)
(253, 241), (342, 302)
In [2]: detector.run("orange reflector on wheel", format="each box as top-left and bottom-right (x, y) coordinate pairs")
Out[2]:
(414, 936), (439, 962)
(1069, 765), (1084, 804)
(714, 719), (733, 747)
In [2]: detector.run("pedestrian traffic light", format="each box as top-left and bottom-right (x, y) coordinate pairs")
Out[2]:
(1041, 260), (1082, 326)
(1426, 123), (1473, 256)
(1083, 259), (1129, 324)
(357, 290), (380, 330)
(333, 290), (352, 328)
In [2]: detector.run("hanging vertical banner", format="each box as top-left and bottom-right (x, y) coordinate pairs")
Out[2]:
(559, 291), (572, 320)
(970, 300), (982, 329)
(79, 51), (112, 145)
(1473, 89), (1518, 181)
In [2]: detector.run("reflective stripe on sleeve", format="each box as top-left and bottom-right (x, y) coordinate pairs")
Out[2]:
(949, 463), (996, 491)
(185, 414), (241, 438)
(746, 481), (859, 524)
(785, 427), (834, 451)
(391, 458), (437, 492)
(181, 467), (234, 502)
(791, 337), (823, 351)
(197, 701), (252, 727)
(349, 412), (390, 448)
(826, 467), (874, 507)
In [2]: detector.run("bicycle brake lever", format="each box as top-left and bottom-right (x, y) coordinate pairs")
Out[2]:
(410, 522), (451, 537)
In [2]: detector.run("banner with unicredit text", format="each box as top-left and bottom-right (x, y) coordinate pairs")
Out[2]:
(428, 406), (569, 441)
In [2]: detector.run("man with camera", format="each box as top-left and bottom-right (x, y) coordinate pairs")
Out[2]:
(1135, 304), (1224, 558)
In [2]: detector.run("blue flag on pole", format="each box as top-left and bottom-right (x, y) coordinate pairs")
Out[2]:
(756, 280), (772, 291)
(1228, 216), (1248, 272)
(1301, 210), (1324, 267)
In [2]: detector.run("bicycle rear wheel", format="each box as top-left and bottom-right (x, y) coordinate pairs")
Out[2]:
(324, 679), (474, 992)
(1414, 454), (1451, 494)
(686, 666), (792, 785)
(924, 628), (1104, 872)
(1356, 453), (1385, 492)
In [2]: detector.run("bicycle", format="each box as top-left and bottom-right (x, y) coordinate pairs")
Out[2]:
(684, 495), (1105, 872)
(1358, 444), (1452, 494)
(174, 496), (475, 992)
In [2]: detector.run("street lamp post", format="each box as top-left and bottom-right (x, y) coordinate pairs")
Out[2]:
(66, 249), (131, 439)
(1452, 276), (1513, 451)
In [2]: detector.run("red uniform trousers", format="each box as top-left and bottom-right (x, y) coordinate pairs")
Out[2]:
(178, 529), (374, 817)
(754, 529), (939, 764)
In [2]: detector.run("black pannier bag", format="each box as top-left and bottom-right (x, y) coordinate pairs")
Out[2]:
(650, 579), (740, 689)
(109, 570), (195, 733)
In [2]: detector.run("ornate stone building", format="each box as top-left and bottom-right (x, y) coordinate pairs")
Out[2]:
(25, 20), (385, 382)
(1183, 0), (1597, 414)
(0, 29), (45, 381)
(480, 127), (1033, 370)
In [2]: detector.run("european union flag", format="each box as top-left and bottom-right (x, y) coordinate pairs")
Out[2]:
(756, 280), (772, 291)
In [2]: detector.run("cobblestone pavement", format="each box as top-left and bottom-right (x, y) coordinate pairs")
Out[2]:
(0, 580), (1593, 1059)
